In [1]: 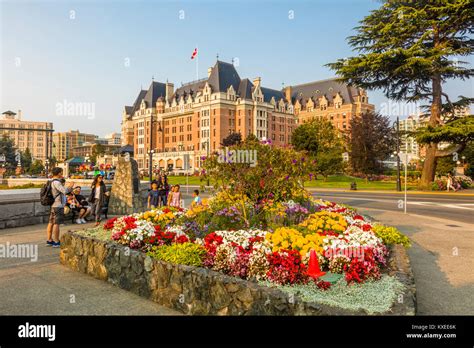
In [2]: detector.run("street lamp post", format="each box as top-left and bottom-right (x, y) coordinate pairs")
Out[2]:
(148, 149), (154, 183)
(205, 139), (210, 187)
(395, 117), (402, 192)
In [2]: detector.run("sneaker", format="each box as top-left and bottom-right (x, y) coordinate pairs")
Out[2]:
(81, 218), (87, 224)
(46, 240), (54, 246)
(52, 242), (61, 248)
(76, 219), (83, 224)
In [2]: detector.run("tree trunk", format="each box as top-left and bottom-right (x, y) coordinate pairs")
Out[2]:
(420, 66), (443, 188)
(420, 143), (437, 188)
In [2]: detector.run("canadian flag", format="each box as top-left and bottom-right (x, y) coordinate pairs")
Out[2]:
(191, 48), (198, 60)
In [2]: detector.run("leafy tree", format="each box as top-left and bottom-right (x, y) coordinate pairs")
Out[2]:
(327, 0), (473, 188)
(29, 160), (44, 175)
(291, 119), (344, 179)
(90, 143), (106, 163)
(221, 132), (242, 147)
(347, 112), (395, 175)
(0, 134), (18, 171)
(202, 140), (317, 203)
(21, 148), (33, 173)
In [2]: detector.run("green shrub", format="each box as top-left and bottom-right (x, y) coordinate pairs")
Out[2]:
(373, 224), (411, 248)
(147, 243), (207, 267)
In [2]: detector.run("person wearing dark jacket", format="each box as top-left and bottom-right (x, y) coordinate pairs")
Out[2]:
(89, 174), (109, 226)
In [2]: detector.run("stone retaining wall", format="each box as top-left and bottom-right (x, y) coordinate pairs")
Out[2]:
(60, 231), (416, 315)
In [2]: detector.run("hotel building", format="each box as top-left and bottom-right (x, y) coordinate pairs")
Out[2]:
(0, 110), (54, 161)
(121, 60), (374, 171)
(53, 130), (98, 161)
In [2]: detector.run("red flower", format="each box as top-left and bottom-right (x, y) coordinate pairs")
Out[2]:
(353, 215), (364, 220)
(103, 217), (118, 230)
(267, 249), (308, 285)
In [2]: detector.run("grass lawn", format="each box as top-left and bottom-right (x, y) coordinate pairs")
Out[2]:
(304, 175), (419, 191)
(0, 183), (44, 190)
(143, 174), (419, 191)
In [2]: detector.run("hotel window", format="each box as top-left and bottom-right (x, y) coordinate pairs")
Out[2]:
(172, 136), (176, 142)
(213, 129), (216, 136)
(342, 113), (347, 119)
(238, 119), (241, 126)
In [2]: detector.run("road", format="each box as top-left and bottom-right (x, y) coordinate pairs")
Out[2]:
(311, 189), (473, 224)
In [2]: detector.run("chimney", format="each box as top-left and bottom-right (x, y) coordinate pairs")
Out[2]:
(253, 77), (261, 87)
(284, 86), (292, 102)
(165, 82), (174, 100)
(17, 110), (22, 120)
(208, 67), (213, 77)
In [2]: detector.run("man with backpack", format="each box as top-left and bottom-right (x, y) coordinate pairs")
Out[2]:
(42, 167), (74, 248)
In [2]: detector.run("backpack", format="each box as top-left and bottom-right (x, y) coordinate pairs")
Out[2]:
(40, 179), (59, 206)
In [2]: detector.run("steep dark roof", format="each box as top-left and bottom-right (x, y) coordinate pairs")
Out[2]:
(173, 79), (207, 101)
(207, 60), (241, 93)
(289, 78), (359, 104)
(130, 90), (147, 116)
(261, 87), (285, 103)
(143, 81), (166, 108)
(237, 79), (253, 100)
(124, 106), (133, 114)
(2, 110), (16, 115)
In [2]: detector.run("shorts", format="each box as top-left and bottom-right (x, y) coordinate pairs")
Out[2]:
(49, 207), (65, 225)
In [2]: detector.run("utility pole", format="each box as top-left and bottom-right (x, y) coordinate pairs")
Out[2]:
(396, 116), (401, 192)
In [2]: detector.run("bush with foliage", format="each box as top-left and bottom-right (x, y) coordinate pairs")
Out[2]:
(147, 243), (207, 267)
(372, 225), (410, 248)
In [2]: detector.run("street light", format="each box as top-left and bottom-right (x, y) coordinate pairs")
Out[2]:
(148, 149), (155, 183)
(204, 139), (210, 187)
(394, 117), (402, 192)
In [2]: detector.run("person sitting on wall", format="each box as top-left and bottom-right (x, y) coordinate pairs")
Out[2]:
(67, 186), (91, 224)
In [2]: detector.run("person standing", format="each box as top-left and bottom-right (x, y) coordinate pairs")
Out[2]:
(46, 167), (74, 248)
(89, 174), (109, 226)
(447, 173), (457, 192)
(148, 181), (160, 209)
(158, 175), (169, 207)
(168, 184), (182, 208)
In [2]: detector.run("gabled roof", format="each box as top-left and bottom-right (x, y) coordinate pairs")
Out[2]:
(261, 87), (285, 103)
(289, 78), (359, 104)
(143, 81), (166, 108)
(130, 90), (147, 116)
(207, 60), (241, 93)
(237, 79), (253, 100)
(173, 79), (207, 101)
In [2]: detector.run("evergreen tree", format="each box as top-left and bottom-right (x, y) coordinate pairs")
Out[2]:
(347, 112), (395, 175)
(327, 0), (473, 188)
(0, 134), (18, 170)
(21, 148), (33, 173)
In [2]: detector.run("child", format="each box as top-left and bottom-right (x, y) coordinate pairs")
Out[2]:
(191, 189), (202, 208)
(168, 184), (182, 208)
(148, 181), (160, 209)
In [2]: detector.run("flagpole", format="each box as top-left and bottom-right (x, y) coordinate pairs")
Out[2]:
(196, 45), (199, 80)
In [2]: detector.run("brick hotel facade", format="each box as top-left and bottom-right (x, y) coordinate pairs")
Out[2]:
(121, 60), (374, 171)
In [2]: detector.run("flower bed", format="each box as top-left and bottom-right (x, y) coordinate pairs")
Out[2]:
(65, 191), (416, 315)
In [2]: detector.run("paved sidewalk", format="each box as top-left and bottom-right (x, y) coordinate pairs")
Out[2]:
(0, 222), (180, 315)
(357, 208), (474, 315)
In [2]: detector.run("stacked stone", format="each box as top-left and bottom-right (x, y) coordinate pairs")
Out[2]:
(60, 231), (416, 316)
(108, 156), (145, 215)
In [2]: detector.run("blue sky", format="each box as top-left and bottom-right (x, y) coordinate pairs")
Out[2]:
(1, 0), (472, 136)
